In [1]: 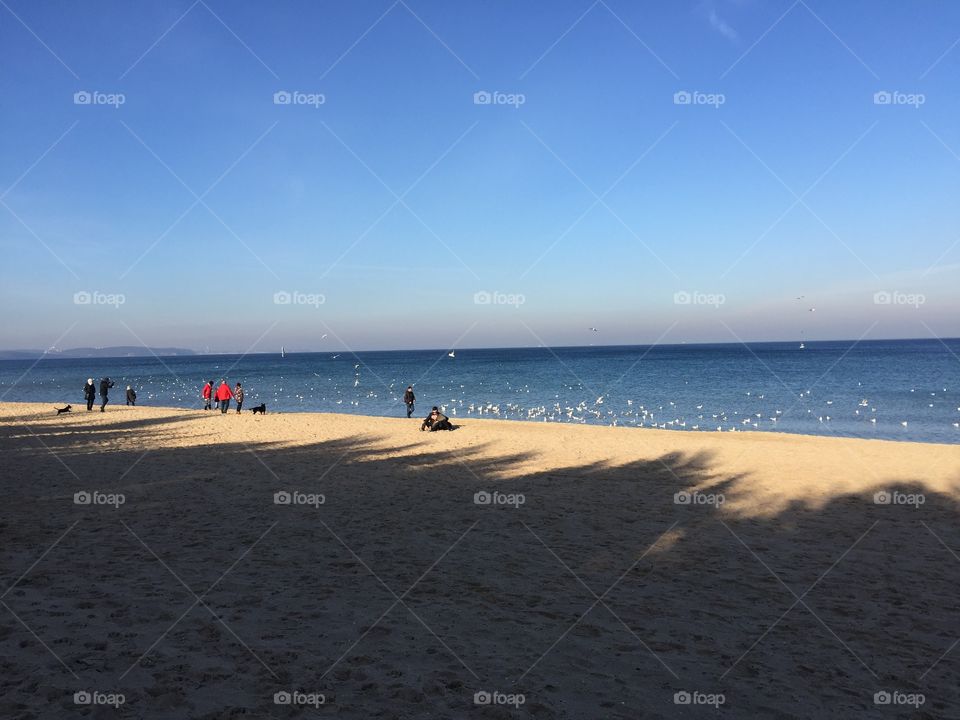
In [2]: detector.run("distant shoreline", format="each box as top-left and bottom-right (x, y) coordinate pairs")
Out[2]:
(1, 336), (957, 361)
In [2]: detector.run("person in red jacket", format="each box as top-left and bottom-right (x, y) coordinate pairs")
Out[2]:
(215, 380), (233, 414)
(201, 380), (213, 410)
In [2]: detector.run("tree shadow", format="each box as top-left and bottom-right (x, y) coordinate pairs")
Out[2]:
(0, 413), (958, 719)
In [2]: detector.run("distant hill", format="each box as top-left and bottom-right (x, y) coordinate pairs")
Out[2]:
(0, 347), (196, 360)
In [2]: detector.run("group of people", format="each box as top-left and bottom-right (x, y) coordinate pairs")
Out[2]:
(83, 377), (136, 411)
(201, 380), (244, 413)
(404, 385), (453, 431)
(78, 376), (449, 430)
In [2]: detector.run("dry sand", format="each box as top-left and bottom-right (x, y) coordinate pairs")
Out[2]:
(1, 401), (959, 718)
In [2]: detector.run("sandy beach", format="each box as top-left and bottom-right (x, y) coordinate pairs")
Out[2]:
(2, 400), (959, 718)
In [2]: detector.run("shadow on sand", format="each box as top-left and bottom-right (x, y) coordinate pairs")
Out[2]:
(1, 413), (958, 719)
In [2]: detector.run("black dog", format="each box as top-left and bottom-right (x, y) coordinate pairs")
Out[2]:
(251, 403), (267, 415)
(56, 405), (72, 415)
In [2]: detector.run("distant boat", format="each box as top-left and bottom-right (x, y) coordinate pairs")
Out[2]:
(448, 351), (455, 358)
(799, 343), (805, 349)
(281, 346), (285, 358)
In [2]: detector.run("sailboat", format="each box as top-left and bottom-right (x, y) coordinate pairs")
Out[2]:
(281, 346), (285, 358)
(799, 343), (805, 350)
(448, 351), (455, 358)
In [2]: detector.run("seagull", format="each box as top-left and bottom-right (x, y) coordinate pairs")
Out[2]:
(321, 334), (328, 339)
(588, 327), (598, 332)
(901, 421), (908, 427)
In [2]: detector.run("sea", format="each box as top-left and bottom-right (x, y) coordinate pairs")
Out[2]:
(2, 339), (959, 444)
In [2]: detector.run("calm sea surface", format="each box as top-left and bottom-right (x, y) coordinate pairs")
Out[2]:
(2, 340), (959, 443)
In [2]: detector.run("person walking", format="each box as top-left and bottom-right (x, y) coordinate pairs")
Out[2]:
(99, 377), (114, 412)
(125, 386), (137, 406)
(202, 380), (213, 410)
(215, 380), (233, 414)
(84, 378), (96, 411)
(234, 383), (244, 413)
(403, 385), (416, 418)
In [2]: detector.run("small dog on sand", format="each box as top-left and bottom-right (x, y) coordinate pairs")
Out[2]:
(56, 405), (72, 415)
(251, 403), (267, 415)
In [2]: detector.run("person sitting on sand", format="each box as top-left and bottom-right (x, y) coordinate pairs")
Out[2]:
(126, 386), (136, 406)
(234, 383), (244, 413)
(421, 406), (452, 432)
(215, 380), (233, 414)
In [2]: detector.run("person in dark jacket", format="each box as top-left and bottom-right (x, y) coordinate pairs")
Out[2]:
(234, 383), (244, 413)
(421, 406), (452, 432)
(126, 386), (137, 406)
(84, 378), (96, 411)
(99, 377), (114, 412)
(403, 386), (415, 418)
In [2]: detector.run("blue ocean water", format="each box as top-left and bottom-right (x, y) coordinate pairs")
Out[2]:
(2, 340), (959, 443)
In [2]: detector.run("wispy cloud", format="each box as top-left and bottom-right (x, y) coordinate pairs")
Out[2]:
(709, 7), (740, 42)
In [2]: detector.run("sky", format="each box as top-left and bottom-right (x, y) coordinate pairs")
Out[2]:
(1, 0), (959, 353)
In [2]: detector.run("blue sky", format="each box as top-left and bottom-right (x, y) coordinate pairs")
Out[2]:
(2, 0), (959, 352)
